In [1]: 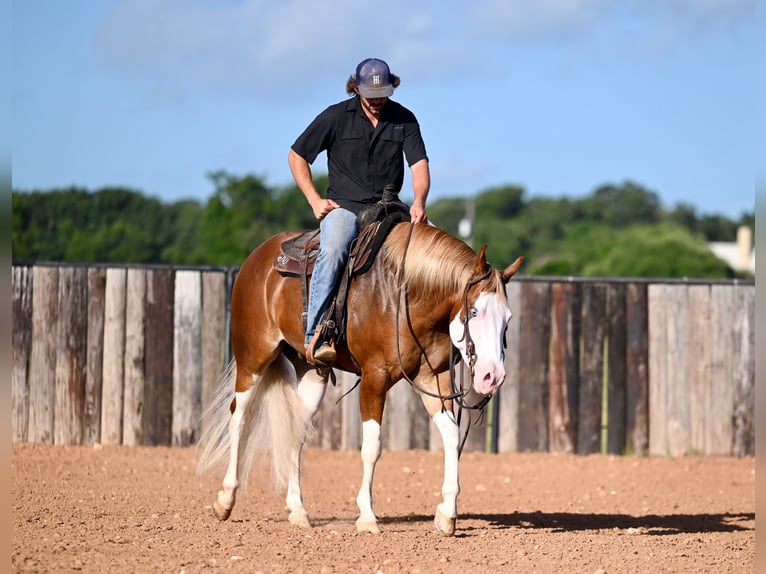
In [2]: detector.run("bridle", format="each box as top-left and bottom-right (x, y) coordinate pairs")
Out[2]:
(393, 223), (503, 455)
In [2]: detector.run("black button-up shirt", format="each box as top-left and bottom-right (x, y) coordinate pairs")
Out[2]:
(291, 97), (428, 214)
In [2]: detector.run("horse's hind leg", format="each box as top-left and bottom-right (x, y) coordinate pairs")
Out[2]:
(420, 388), (460, 536)
(213, 371), (256, 521)
(284, 363), (329, 528)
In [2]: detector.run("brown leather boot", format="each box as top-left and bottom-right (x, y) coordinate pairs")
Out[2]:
(311, 343), (337, 365)
(306, 331), (336, 365)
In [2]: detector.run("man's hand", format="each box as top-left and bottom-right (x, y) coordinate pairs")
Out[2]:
(409, 200), (428, 224)
(312, 198), (340, 220)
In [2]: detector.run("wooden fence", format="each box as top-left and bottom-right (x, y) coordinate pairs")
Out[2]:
(11, 263), (755, 457)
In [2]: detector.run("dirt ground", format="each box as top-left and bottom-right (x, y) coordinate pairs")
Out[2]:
(12, 444), (754, 574)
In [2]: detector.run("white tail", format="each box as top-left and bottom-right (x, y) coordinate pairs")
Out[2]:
(196, 354), (314, 491)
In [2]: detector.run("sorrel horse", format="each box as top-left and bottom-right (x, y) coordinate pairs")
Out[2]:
(197, 221), (523, 535)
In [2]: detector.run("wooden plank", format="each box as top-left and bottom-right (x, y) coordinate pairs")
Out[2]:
(410, 388), (431, 451)
(578, 283), (606, 455)
(28, 266), (59, 444)
(547, 282), (580, 454)
(384, 380), (413, 451)
(648, 284), (669, 456)
(497, 282), (521, 453)
(731, 285), (754, 456)
(516, 282), (550, 452)
(201, 271), (227, 433)
(122, 268), (146, 446)
(53, 267), (88, 445)
(606, 283), (627, 454)
(173, 270), (202, 446)
(313, 374), (344, 450)
(708, 285), (735, 454)
(460, 362), (489, 453)
(101, 268), (127, 445)
(143, 269), (175, 446)
(625, 283), (649, 455)
(12, 266), (34, 443)
(687, 285), (712, 454)
(339, 372), (361, 450)
(84, 268), (106, 445)
(665, 286), (691, 457)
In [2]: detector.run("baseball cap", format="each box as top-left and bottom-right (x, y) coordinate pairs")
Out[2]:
(355, 58), (394, 98)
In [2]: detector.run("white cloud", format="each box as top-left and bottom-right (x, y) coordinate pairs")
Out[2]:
(94, 0), (449, 103)
(93, 0), (755, 105)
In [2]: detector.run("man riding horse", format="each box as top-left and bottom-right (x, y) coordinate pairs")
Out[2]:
(287, 58), (430, 365)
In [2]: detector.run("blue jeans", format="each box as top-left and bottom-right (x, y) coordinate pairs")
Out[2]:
(305, 207), (358, 347)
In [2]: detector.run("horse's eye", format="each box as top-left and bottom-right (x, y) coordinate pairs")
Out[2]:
(470, 307), (478, 318)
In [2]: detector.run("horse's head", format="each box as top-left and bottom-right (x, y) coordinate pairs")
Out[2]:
(449, 247), (524, 396)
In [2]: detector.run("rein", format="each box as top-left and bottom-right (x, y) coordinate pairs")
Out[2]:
(393, 223), (494, 456)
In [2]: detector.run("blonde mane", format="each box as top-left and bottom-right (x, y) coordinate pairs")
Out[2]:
(382, 224), (478, 306)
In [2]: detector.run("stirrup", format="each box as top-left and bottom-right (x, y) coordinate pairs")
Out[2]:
(306, 330), (336, 366)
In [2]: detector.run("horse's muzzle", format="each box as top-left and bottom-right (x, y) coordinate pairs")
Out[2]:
(472, 363), (506, 396)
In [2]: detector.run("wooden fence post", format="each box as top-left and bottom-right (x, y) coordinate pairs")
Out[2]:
(497, 282), (521, 453)
(173, 270), (202, 446)
(122, 268), (146, 446)
(28, 266), (59, 444)
(516, 282), (551, 452)
(84, 268), (106, 445)
(54, 267), (88, 445)
(340, 371), (361, 451)
(101, 268), (127, 445)
(625, 283), (648, 455)
(143, 269), (175, 446)
(732, 284), (755, 456)
(708, 284), (736, 455)
(606, 283), (627, 454)
(688, 285), (712, 454)
(547, 281), (580, 453)
(578, 283), (606, 455)
(12, 266), (33, 443)
(201, 271), (227, 436)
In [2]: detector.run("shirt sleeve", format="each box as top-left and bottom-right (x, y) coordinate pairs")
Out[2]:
(403, 119), (428, 167)
(291, 105), (337, 165)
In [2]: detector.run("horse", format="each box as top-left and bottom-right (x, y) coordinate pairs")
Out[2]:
(197, 221), (524, 535)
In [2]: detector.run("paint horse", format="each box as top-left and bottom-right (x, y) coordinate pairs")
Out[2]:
(197, 221), (523, 535)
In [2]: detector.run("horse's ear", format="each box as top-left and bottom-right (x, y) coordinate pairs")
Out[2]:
(474, 245), (489, 273)
(501, 256), (525, 283)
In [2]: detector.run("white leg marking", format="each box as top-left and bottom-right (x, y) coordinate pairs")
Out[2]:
(285, 369), (327, 528)
(214, 386), (254, 520)
(356, 419), (382, 533)
(433, 410), (460, 535)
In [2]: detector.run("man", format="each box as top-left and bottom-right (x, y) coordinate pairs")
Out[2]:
(288, 57), (430, 365)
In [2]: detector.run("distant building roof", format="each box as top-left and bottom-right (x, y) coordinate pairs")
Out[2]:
(708, 226), (754, 273)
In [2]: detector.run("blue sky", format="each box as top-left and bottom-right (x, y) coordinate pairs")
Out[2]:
(12, 0), (761, 220)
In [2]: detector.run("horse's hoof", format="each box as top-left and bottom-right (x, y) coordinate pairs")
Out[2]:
(434, 509), (456, 536)
(213, 501), (232, 521)
(355, 518), (381, 534)
(288, 510), (312, 528)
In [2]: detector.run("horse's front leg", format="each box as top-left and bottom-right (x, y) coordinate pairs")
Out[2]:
(285, 365), (329, 528)
(356, 379), (386, 534)
(420, 387), (460, 536)
(431, 409), (460, 535)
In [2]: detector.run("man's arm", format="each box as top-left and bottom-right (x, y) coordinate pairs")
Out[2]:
(288, 149), (339, 220)
(409, 158), (430, 223)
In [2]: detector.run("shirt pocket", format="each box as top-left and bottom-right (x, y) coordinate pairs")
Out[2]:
(381, 124), (405, 144)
